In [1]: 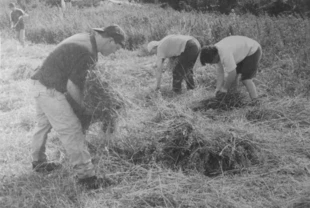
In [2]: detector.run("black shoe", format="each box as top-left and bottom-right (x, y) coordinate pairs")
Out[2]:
(32, 162), (62, 173)
(77, 176), (113, 190)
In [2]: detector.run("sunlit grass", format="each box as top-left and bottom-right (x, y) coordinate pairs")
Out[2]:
(1, 2), (310, 208)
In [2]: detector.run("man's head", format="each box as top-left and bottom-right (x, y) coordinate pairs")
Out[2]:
(200, 46), (220, 65)
(147, 41), (159, 54)
(93, 24), (126, 56)
(9, 2), (16, 10)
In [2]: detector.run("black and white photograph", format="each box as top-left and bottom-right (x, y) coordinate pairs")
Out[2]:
(0, 0), (310, 207)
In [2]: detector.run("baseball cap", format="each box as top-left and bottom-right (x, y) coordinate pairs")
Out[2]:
(93, 25), (126, 48)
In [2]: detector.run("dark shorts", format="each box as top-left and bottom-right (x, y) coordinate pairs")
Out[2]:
(172, 39), (200, 92)
(236, 47), (262, 80)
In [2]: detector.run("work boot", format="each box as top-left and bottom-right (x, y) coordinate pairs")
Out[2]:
(32, 162), (62, 173)
(77, 176), (113, 190)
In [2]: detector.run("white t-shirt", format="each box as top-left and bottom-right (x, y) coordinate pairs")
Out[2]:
(215, 36), (261, 72)
(157, 35), (200, 59)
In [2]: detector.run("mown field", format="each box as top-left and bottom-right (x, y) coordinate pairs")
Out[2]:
(1, 0), (310, 208)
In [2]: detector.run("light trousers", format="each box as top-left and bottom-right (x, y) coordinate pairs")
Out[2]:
(31, 80), (95, 179)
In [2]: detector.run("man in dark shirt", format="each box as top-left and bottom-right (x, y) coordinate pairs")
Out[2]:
(9, 2), (27, 47)
(30, 25), (126, 190)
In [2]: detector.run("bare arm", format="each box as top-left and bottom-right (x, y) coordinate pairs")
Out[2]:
(155, 57), (164, 90)
(22, 12), (29, 18)
(11, 11), (28, 28)
(192, 52), (202, 72)
(223, 69), (237, 92)
(215, 63), (225, 93)
(67, 79), (84, 107)
(9, 12), (13, 28)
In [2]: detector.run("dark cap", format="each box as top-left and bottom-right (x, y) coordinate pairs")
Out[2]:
(93, 24), (126, 48)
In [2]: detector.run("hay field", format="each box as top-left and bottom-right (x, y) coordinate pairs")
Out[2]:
(1, 1), (310, 208)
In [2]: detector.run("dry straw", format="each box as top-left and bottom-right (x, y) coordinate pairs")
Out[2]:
(246, 98), (310, 128)
(82, 69), (125, 133)
(108, 115), (266, 177)
(191, 91), (247, 112)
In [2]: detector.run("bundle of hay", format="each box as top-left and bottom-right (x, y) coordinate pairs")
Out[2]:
(245, 107), (284, 122)
(191, 91), (247, 112)
(155, 118), (263, 176)
(82, 70), (125, 133)
(110, 116), (265, 176)
(246, 99), (310, 128)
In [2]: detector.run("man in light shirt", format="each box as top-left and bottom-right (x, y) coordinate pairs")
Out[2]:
(147, 34), (201, 93)
(199, 36), (262, 101)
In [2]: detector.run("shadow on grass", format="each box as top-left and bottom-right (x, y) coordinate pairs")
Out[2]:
(97, 117), (274, 177)
(190, 91), (248, 112)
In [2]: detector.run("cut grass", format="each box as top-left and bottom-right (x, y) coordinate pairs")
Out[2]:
(1, 4), (310, 208)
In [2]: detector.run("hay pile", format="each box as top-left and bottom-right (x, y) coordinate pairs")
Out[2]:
(246, 100), (310, 128)
(110, 117), (265, 176)
(82, 70), (125, 132)
(11, 64), (34, 80)
(155, 118), (263, 176)
(191, 91), (247, 112)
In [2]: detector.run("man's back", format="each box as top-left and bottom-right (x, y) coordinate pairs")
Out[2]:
(31, 33), (98, 93)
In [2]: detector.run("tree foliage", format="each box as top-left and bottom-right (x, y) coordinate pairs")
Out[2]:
(150, 0), (310, 17)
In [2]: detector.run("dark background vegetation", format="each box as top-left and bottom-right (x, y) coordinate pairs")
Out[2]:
(143, 0), (310, 17)
(12, 0), (310, 17)
(1, 0), (310, 207)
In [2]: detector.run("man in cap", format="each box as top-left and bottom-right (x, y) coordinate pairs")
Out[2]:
(9, 2), (28, 47)
(147, 34), (201, 93)
(30, 25), (126, 189)
(199, 35), (262, 102)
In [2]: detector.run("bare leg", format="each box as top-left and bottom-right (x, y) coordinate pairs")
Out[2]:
(19, 29), (25, 47)
(229, 74), (240, 93)
(242, 79), (258, 99)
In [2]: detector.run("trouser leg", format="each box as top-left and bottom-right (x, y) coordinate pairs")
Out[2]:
(32, 99), (52, 163)
(175, 39), (200, 91)
(172, 63), (184, 93)
(19, 29), (25, 47)
(33, 82), (95, 179)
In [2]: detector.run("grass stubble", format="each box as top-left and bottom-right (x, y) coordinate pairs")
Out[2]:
(1, 2), (310, 208)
